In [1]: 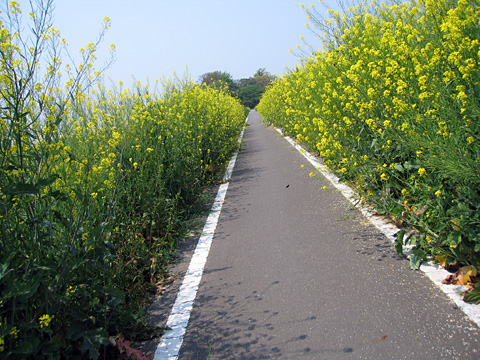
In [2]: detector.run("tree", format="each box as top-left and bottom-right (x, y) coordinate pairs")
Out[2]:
(238, 84), (264, 108)
(253, 68), (276, 87)
(236, 68), (276, 108)
(199, 71), (238, 95)
(198, 68), (277, 108)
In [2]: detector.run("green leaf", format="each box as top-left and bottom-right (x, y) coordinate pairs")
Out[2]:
(13, 279), (40, 301)
(474, 242), (480, 253)
(0, 262), (12, 281)
(410, 247), (426, 270)
(16, 337), (39, 355)
(447, 231), (462, 247)
(79, 330), (109, 360)
(69, 307), (87, 322)
(464, 285), (480, 305)
(35, 174), (59, 189)
(395, 229), (406, 256)
(8, 183), (39, 195)
(404, 159), (422, 170)
(16, 340), (34, 355)
(79, 335), (99, 360)
(105, 284), (125, 307)
(393, 163), (404, 172)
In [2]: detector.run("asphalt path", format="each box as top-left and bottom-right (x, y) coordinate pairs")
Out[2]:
(175, 110), (480, 359)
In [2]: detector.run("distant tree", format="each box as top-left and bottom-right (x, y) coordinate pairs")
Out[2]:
(199, 68), (276, 108)
(199, 71), (238, 95)
(237, 77), (257, 88)
(238, 84), (264, 108)
(254, 68), (267, 77)
(236, 68), (276, 108)
(253, 68), (276, 87)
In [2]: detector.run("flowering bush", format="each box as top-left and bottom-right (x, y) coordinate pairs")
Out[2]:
(0, 1), (245, 358)
(258, 0), (480, 269)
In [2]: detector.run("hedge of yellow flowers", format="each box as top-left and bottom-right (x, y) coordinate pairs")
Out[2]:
(0, 2), (245, 356)
(258, 0), (480, 269)
(0, 76), (245, 357)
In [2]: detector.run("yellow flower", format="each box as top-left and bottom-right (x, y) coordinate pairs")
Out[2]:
(418, 167), (427, 177)
(323, 186), (327, 190)
(39, 314), (54, 328)
(401, 188), (407, 196)
(9, 326), (19, 339)
(309, 172), (316, 177)
(467, 136), (474, 144)
(435, 190), (442, 197)
(380, 173), (389, 181)
(146, 147), (154, 153)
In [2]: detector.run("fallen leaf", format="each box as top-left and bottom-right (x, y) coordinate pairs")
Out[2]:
(414, 205), (428, 216)
(369, 335), (388, 344)
(435, 254), (448, 268)
(442, 274), (455, 284)
(442, 266), (477, 285)
(456, 266), (477, 285)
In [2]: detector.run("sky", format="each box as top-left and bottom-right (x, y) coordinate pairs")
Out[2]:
(14, 0), (337, 87)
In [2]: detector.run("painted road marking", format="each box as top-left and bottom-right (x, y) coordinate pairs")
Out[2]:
(154, 120), (247, 360)
(277, 128), (480, 328)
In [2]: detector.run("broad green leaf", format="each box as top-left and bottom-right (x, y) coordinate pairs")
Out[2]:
(79, 335), (99, 360)
(8, 183), (40, 195)
(35, 174), (59, 188)
(79, 330), (108, 360)
(393, 163), (404, 172)
(410, 247), (426, 270)
(404, 159), (422, 170)
(16, 341), (34, 355)
(16, 337), (39, 355)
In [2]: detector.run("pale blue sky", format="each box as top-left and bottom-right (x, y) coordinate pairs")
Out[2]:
(21, 0), (336, 86)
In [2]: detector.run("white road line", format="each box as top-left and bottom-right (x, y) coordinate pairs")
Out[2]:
(277, 128), (480, 328)
(154, 118), (247, 360)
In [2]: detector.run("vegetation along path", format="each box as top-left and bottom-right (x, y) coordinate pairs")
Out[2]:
(154, 110), (480, 359)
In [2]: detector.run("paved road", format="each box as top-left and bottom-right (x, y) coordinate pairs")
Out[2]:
(177, 110), (480, 359)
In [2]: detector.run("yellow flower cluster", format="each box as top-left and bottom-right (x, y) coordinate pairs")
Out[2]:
(259, 0), (479, 184)
(39, 314), (54, 328)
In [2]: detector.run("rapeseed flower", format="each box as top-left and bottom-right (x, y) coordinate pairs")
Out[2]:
(39, 314), (54, 328)
(418, 168), (427, 177)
